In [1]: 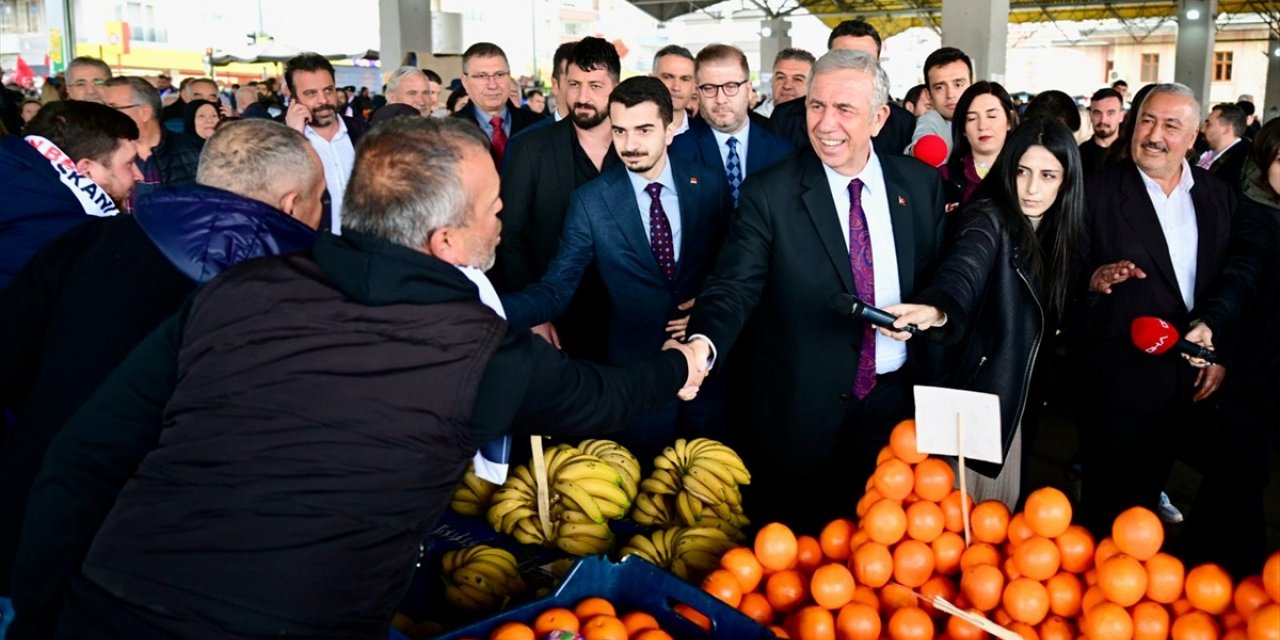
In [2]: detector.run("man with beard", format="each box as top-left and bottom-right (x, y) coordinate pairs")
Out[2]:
(494, 36), (624, 360)
(386, 66), (432, 116)
(669, 44), (792, 209)
(451, 42), (543, 166)
(1080, 87), (1124, 174)
(281, 52), (369, 234)
(501, 76), (732, 459)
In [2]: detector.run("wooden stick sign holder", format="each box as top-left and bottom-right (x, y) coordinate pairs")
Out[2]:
(912, 386), (1002, 550)
(529, 435), (554, 540)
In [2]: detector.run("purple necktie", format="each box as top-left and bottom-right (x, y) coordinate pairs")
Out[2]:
(645, 183), (676, 280)
(848, 178), (876, 399)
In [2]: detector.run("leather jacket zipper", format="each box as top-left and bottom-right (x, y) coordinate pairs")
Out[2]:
(964, 356), (989, 386)
(1014, 263), (1045, 431)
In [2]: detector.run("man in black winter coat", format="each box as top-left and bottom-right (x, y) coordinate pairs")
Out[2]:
(2, 119), (325, 637)
(11, 117), (705, 639)
(103, 76), (204, 212)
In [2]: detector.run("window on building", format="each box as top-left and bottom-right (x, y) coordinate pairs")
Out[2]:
(1105, 60), (1114, 82)
(1140, 53), (1159, 83)
(0, 0), (44, 34)
(1213, 51), (1233, 81)
(113, 1), (167, 43)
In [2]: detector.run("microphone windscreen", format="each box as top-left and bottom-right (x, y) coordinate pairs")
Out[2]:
(1130, 316), (1180, 355)
(913, 134), (949, 168)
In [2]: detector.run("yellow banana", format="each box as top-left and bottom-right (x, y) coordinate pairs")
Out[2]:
(450, 497), (485, 518)
(444, 583), (488, 610)
(557, 458), (621, 486)
(556, 534), (612, 556)
(557, 521), (613, 540)
(555, 480), (605, 524)
(575, 478), (630, 510)
(680, 473), (719, 505)
(676, 489), (703, 526)
(685, 466), (733, 503)
(689, 457), (738, 489)
(693, 447), (752, 484)
(456, 582), (501, 608)
(500, 506), (538, 534)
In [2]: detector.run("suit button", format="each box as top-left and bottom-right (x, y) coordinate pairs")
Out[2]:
(838, 392), (851, 402)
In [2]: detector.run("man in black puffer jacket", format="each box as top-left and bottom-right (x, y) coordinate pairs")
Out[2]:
(11, 117), (704, 639)
(1, 119), (325, 634)
(102, 76), (204, 212)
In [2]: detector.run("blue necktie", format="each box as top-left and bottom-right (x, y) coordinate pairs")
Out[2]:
(725, 136), (742, 208)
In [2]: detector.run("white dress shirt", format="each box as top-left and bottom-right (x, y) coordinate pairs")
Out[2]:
(304, 117), (355, 235)
(626, 158), (682, 262)
(711, 121), (750, 176)
(457, 265), (510, 483)
(822, 151), (907, 375)
(673, 114), (690, 137)
(1138, 160), (1199, 311)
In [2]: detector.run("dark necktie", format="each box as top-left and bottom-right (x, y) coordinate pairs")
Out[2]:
(848, 178), (876, 399)
(645, 183), (676, 280)
(490, 115), (507, 165)
(725, 136), (742, 208)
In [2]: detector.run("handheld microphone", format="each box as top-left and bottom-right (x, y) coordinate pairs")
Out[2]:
(830, 293), (919, 336)
(912, 134), (949, 168)
(1130, 316), (1218, 364)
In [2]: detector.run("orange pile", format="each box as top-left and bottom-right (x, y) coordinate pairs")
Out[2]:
(461, 596), (680, 640)
(698, 420), (1280, 640)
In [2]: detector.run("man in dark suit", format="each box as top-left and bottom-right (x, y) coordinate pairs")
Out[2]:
(451, 42), (543, 167)
(669, 44), (793, 209)
(502, 77), (732, 460)
(1074, 83), (1236, 536)
(768, 19), (915, 157)
(684, 50), (947, 531)
(494, 37), (622, 360)
(1197, 102), (1250, 191)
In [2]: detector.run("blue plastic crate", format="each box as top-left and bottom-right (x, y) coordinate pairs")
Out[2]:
(434, 555), (774, 639)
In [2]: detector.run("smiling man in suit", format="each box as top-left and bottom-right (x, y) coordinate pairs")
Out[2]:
(669, 44), (793, 209)
(451, 42), (544, 167)
(501, 77), (730, 460)
(683, 50), (947, 531)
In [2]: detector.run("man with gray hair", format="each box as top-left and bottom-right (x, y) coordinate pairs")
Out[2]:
(65, 56), (112, 103)
(2, 119), (326, 638)
(682, 48), (947, 529)
(103, 76), (204, 211)
(11, 116), (704, 638)
(385, 65), (432, 116)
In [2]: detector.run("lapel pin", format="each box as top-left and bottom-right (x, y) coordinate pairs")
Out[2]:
(690, 176), (699, 184)
(898, 195), (908, 207)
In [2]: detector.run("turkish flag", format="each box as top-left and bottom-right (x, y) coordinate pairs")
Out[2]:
(13, 55), (34, 88)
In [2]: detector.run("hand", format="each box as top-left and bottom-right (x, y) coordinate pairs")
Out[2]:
(877, 303), (944, 341)
(531, 322), (561, 349)
(1193, 363), (1225, 402)
(666, 298), (696, 341)
(1089, 260), (1147, 294)
(663, 339), (707, 401)
(285, 101), (311, 133)
(1183, 322), (1215, 369)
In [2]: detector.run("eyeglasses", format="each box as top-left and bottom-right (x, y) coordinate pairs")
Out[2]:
(466, 71), (511, 85)
(70, 79), (107, 88)
(697, 80), (749, 99)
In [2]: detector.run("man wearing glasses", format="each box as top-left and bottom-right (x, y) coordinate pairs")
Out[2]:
(669, 44), (792, 209)
(65, 56), (112, 104)
(451, 42), (542, 167)
(103, 76), (203, 212)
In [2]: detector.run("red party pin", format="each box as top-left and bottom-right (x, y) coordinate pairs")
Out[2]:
(690, 176), (699, 184)
(898, 195), (907, 207)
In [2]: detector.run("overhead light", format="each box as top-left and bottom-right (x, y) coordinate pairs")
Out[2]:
(1185, 8), (1201, 20)
(761, 26), (773, 37)
(1274, 46), (1280, 57)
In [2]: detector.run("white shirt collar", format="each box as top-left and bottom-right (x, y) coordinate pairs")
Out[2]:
(305, 114), (348, 142)
(1138, 158), (1195, 197)
(821, 148), (887, 195)
(454, 265), (506, 319)
(626, 155), (676, 196)
(710, 120), (749, 149)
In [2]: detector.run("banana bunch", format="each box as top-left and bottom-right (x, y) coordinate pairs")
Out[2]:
(621, 526), (738, 581)
(551, 504), (615, 556)
(441, 545), (525, 611)
(577, 439), (641, 501)
(632, 438), (751, 539)
(449, 464), (498, 517)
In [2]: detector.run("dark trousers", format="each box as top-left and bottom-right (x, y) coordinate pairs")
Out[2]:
(51, 575), (175, 640)
(621, 359), (729, 464)
(743, 370), (912, 535)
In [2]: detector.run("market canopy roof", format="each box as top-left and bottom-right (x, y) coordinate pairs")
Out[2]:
(209, 40), (354, 66)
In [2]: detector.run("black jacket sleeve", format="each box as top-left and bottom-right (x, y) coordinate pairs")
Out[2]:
(8, 309), (184, 639)
(469, 328), (688, 444)
(1194, 201), (1279, 361)
(914, 204), (1002, 345)
(493, 134), (540, 291)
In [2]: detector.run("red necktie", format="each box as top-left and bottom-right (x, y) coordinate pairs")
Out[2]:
(490, 115), (507, 165)
(848, 178), (876, 399)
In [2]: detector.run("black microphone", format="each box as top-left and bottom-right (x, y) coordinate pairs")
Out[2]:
(829, 293), (920, 336)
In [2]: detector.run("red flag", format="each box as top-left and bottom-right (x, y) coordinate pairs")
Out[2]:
(13, 55), (34, 88)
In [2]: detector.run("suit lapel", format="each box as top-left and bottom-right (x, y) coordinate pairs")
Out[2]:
(550, 119), (575, 202)
(746, 124), (769, 175)
(1117, 164), (1181, 300)
(879, 157), (917, 298)
(671, 158), (706, 282)
(800, 154), (856, 293)
(1190, 174), (1219, 297)
(696, 126), (724, 175)
(603, 166), (664, 281)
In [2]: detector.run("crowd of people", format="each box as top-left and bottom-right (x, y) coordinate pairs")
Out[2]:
(0, 16), (1277, 639)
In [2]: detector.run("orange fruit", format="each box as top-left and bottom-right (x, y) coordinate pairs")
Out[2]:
(875, 459), (917, 501)
(1247, 603), (1280, 640)
(798, 536), (825, 574)
(1233, 577), (1271, 619)
(1023, 487), (1073, 539)
(1014, 535), (1062, 581)
(961, 563), (1006, 612)
(771, 623), (792, 638)
(880, 583), (918, 613)
(1263, 552), (1280, 602)
(1133, 601), (1171, 640)
(633, 631), (674, 640)
(1009, 513), (1036, 547)
(1099, 554), (1149, 607)
(580, 615), (628, 640)
(1046, 572), (1083, 617)
(994, 609), (1015, 626)
(1225, 612), (1245, 630)
(533, 607), (580, 635)
(574, 597), (616, 620)
(794, 605), (837, 640)
(851, 541), (893, 588)
(919, 575), (958, 618)
(1005, 556), (1024, 580)
(1173, 598), (1195, 617)
(933, 531), (966, 575)
(490, 621), (536, 640)
(960, 542), (1002, 571)
(941, 490), (974, 533)
(890, 420), (929, 464)
(1171, 611), (1220, 640)
(703, 568), (745, 608)
(1226, 630), (1249, 640)
(888, 607), (935, 640)
(850, 585), (879, 610)
(1084, 601), (1135, 640)
(1185, 564), (1234, 615)
(856, 489), (882, 519)
(1146, 552), (1187, 604)
(1056, 525), (1096, 574)
(1082, 585), (1108, 614)
(893, 539), (936, 588)
(721, 546), (765, 592)
(877, 446), (897, 465)
(1112, 507), (1164, 561)
(913, 458), (956, 502)
(864, 499), (908, 546)
(1004, 577), (1051, 625)
(767, 569), (809, 614)
(674, 603), (711, 632)
(821, 519), (857, 562)
(1010, 621), (1040, 640)
(948, 609), (991, 640)
(907, 501), (947, 543)
(971, 500), (1011, 545)
(835, 603), (881, 640)
(812, 563), (857, 610)
(1040, 615), (1076, 640)
(620, 611), (659, 635)
(740, 592), (775, 626)
(757, 523), (801, 572)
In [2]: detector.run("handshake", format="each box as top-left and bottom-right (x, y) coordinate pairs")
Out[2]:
(662, 338), (712, 402)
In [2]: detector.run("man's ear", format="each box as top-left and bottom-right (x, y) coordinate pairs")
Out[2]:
(276, 190), (301, 217)
(74, 157), (99, 178)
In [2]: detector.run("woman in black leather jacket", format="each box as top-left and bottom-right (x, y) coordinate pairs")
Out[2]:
(881, 117), (1085, 506)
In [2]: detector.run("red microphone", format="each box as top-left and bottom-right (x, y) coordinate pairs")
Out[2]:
(912, 134), (949, 168)
(1130, 316), (1218, 364)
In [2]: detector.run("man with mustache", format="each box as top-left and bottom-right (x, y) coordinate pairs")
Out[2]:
(1072, 83), (1236, 538)
(1079, 87), (1125, 174)
(669, 44), (792, 209)
(282, 52), (369, 235)
(451, 42), (543, 166)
